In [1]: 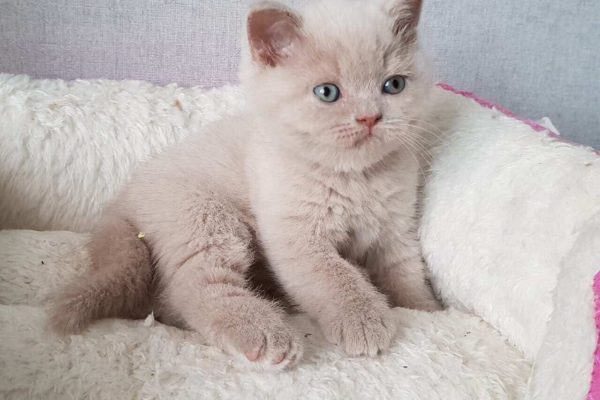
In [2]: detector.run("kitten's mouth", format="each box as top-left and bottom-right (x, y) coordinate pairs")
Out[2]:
(351, 134), (372, 147)
(336, 130), (373, 148)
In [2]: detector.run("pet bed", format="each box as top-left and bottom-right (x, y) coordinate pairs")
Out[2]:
(0, 74), (598, 399)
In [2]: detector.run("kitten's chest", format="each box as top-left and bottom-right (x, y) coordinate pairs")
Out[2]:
(314, 172), (412, 256)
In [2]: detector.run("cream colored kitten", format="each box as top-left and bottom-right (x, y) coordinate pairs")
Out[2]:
(50, 0), (440, 370)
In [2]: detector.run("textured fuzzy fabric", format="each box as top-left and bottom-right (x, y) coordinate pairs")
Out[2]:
(421, 88), (600, 360)
(0, 230), (530, 400)
(526, 212), (600, 399)
(0, 74), (244, 232)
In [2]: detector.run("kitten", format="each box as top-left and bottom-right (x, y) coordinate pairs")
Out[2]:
(50, 0), (440, 370)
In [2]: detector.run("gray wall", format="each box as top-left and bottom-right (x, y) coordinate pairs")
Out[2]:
(1, 0), (598, 148)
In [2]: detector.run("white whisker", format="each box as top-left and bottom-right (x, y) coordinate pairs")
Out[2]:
(381, 121), (442, 139)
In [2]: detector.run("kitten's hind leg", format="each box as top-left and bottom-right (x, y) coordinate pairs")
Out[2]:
(150, 195), (302, 370)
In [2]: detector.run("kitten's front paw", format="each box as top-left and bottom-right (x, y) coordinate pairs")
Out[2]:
(322, 300), (396, 357)
(211, 298), (303, 370)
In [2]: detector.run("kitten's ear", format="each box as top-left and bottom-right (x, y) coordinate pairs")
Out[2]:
(386, 0), (423, 42)
(246, 1), (303, 67)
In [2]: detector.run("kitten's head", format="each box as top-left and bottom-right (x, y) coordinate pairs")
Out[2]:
(240, 0), (432, 172)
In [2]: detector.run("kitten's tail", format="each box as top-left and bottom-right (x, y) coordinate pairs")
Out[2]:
(49, 210), (153, 335)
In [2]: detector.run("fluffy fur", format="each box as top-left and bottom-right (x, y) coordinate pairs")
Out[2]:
(49, 0), (440, 369)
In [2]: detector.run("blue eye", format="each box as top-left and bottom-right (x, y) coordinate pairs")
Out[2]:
(383, 75), (406, 95)
(313, 83), (340, 103)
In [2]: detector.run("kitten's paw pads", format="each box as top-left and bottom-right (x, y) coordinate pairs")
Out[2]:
(212, 300), (303, 370)
(237, 327), (302, 369)
(323, 304), (396, 357)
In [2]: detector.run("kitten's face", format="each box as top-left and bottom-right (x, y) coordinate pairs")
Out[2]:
(242, 0), (431, 171)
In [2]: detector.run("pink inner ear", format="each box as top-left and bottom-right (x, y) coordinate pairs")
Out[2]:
(248, 8), (301, 67)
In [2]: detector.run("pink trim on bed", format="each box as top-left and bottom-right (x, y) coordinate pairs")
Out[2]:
(436, 83), (560, 137)
(436, 83), (600, 156)
(588, 272), (600, 400)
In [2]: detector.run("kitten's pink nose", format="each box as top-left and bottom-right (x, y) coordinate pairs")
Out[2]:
(356, 113), (382, 129)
